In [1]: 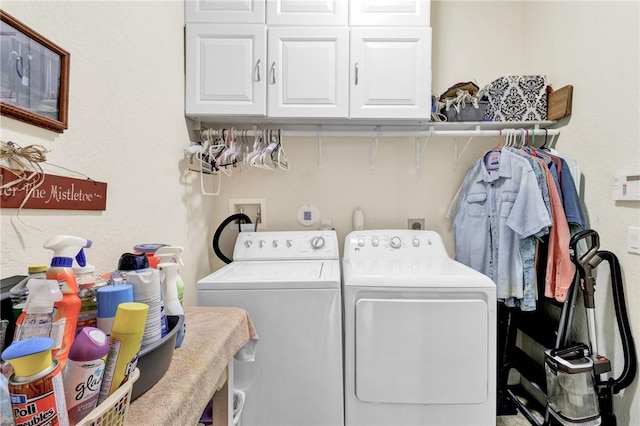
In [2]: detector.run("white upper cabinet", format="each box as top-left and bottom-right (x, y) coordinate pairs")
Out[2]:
(185, 0), (265, 23)
(267, 27), (349, 118)
(350, 27), (431, 119)
(185, 0), (432, 122)
(186, 25), (267, 117)
(350, 0), (430, 26)
(267, 0), (348, 26)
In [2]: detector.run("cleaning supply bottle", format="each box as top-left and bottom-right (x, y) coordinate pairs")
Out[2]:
(13, 279), (62, 341)
(98, 302), (148, 404)
(96, 284), (134, 336)
(117, 252), (168, 346)
(2, 337), (69, 426)
(44, 235), (90, 368)
(63, 327), (110, 425)
(74, 244), (107, 331)
(158, 262), (185, 348)
(154, 246), (185, 305)
(10, 264), (48, 319)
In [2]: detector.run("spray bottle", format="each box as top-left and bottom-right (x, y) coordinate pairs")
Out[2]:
(44, 235), (90, 368)
(158, 262), (185, 348)
(13, 279), (62, 341)
(117, 253), (168, 346)
(154, 246), (185, 305)
(98, 302), (148, 404)
(63, 327), (110, 425)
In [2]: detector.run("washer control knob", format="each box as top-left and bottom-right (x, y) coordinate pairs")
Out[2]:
(272, 240), (278, 248)
(311, 236), (325, 250)
(389, 236), (402, 249)
(357, 238), (365, 247)
(412, 238), (420, 247)
(286, 239), (293, 248)
(372, 238), (379, 247)
(259, 240), (265, 248)
(244, 241), (253, 248)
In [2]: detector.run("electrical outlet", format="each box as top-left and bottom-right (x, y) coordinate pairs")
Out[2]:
(229, 198), (266, 229)
(408, 218), (425, 230)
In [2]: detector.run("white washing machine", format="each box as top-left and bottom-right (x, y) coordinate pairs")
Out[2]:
(197, 230), (343, 426)
(343, 230), (496, 426)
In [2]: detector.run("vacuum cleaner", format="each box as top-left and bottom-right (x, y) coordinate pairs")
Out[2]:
(544, 229), (637, 425)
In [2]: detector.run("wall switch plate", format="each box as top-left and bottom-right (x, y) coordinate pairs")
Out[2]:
(229, 198), (266, 230)
(628, 227), (640, 254)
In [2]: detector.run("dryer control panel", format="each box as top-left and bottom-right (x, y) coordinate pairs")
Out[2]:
(343, 230), (448, 260)
(233, 230), (339, 261)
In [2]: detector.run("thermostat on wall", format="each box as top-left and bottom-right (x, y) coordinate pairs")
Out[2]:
(297, 204), (320, 227)
(612, 174), (640, 201)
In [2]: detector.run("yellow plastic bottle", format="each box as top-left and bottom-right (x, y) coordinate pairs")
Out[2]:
(97, 302), (148, 404)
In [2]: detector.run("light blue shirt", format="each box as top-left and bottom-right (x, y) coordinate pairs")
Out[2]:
(449, 149), (552, 299)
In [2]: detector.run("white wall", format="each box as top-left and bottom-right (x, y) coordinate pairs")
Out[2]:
(1, 1), (638, 423)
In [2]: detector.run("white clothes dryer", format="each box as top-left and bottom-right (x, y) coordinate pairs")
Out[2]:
(342, 230), (496, 426)
(198, 230), (344, 426)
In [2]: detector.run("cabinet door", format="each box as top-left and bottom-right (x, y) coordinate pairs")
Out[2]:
(186, 25), (267, 117)
(185, 0), (265, 23)
(267, 0), (348, 26)
(350, 0), (430, 26)
(350, 27), (431, 119)
(267, 27), (349, 118)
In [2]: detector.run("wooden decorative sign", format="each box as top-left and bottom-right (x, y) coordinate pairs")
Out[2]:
(1, 167), (107, 210)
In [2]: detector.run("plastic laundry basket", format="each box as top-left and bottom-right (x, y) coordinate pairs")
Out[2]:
(76, 368), (140, 426)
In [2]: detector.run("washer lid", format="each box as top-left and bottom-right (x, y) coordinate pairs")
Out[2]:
(197, 259), (340, 290)
(342, 256), (494, 288)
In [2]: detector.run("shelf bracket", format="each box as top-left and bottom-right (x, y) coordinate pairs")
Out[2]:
(317, 126), (323, 170)
(371, 127), (380, 171)
(453, 136), (474, 172)
(415, 136), (430, 172)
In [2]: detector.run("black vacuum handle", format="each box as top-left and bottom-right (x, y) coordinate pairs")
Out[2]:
(569, 229), (600, 271)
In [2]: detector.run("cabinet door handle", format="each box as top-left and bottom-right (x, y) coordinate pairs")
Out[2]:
(270, 61), (276, 84)
(354, 62), (359, 86)
(255, 59), (261, 82)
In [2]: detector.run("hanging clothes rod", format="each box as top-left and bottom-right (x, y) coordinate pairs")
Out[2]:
(200, 127), (560, 139)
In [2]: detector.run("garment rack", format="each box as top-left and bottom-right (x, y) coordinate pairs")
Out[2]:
(198, 124), (560, 171)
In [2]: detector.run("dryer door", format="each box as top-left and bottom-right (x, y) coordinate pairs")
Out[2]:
(355, 298), (489, 404)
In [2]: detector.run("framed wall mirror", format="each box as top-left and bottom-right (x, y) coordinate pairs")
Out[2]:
(0, 10), (69, 133)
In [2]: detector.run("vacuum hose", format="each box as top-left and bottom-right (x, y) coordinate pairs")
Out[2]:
(597, 250), (638, 394)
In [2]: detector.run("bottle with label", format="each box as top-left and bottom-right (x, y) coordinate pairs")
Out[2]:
(10, 264), (48, 320)
(154, 246), (185, 305)
(74, 264), (107, 330)
(44, 235), (91, 368)
(13, 279), (62, 341)
(158, 262), (185, 348)
(98, 302), (148, 403)
(117, 252), (168, 346)
(1, 337), (69, 426)
(96, 284), (134, 336)
(63, 327), (110, 425)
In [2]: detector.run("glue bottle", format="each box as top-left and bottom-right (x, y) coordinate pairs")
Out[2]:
(98, 302), (148, 403)
(44, 235), (90, 368)
(154, 246), (185, 305)
(13, 279), (62, 341)
(158, 262), (185, 348)
(63, 327), (110, 425)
